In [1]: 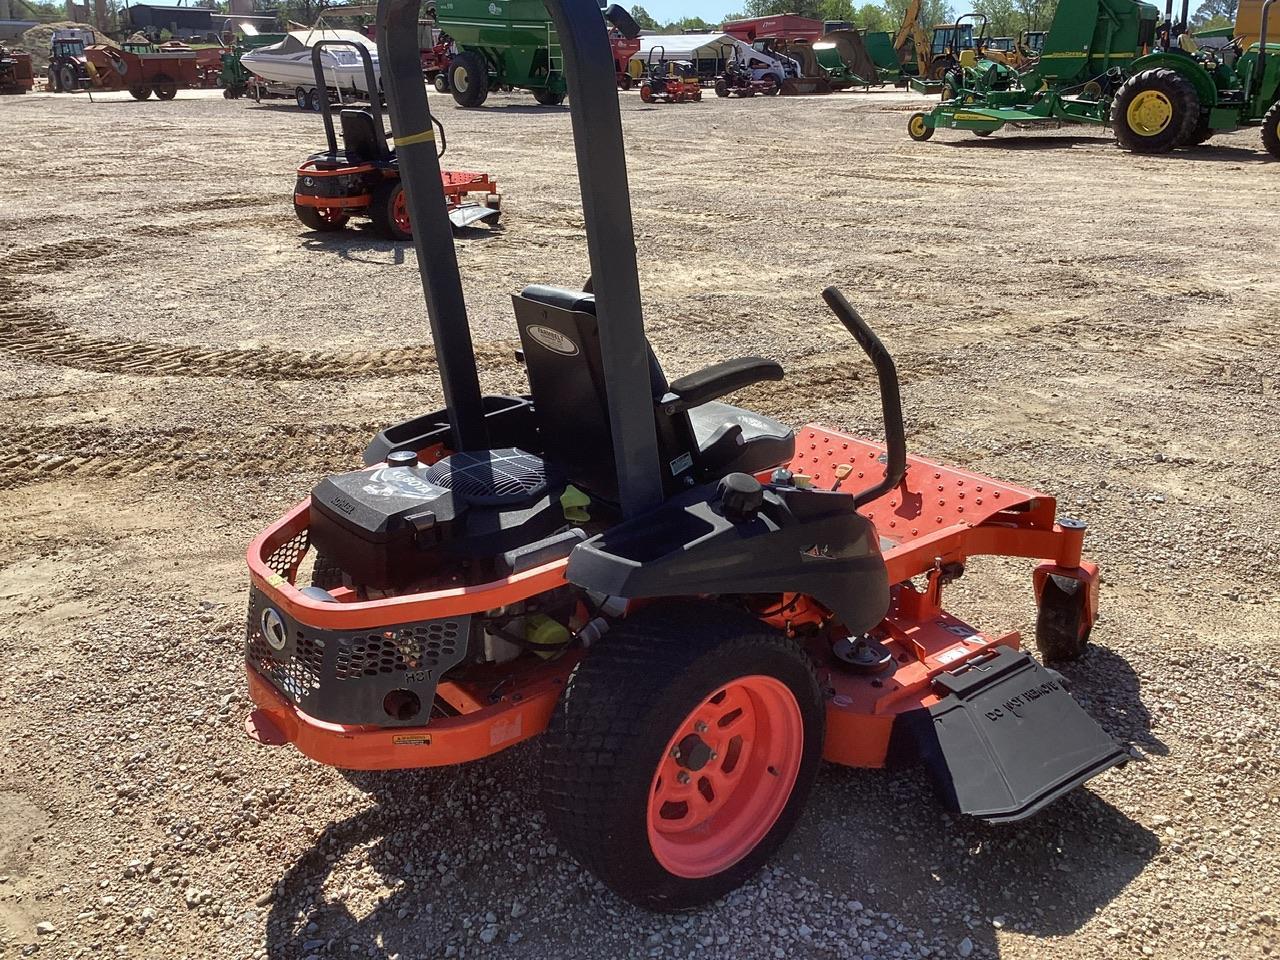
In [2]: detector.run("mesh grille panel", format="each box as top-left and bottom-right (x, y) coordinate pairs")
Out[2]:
(424, 448), (547, 504)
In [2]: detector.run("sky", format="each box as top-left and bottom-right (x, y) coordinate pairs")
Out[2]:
(639, 0), (743, 22)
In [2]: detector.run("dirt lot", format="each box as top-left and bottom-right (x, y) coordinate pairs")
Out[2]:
(1, 85), (1278, 960)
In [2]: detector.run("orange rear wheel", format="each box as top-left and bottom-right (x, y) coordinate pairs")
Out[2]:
(647, 675), (802, 878)
(541, 601), (824, 909)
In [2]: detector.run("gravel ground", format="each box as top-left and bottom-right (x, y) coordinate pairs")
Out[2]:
(0, 85), (1278, 960)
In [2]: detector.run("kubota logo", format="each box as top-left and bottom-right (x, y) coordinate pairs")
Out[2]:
(527, 325), (579, 356)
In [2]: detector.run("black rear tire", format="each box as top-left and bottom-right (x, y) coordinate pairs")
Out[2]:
(1111, 68), (1199, 154)
(368, 179), (411, 241)
(59, 64), (77, 91)
(154, 76), (177, 100)
(48, 67), (62, 92)
(1262, 100), (1280, 159)
(449, 51), (489, 108)
(1181, 112), (1214, 146)
(293, 203), (349, 232)
(129, 84), (152, 100)
(433, 71), (449, 93)
(1035, 575), (1093, 662)
(541, 601), (825, 911)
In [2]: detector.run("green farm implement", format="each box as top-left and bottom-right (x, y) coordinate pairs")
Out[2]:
(435, 0), (629, 106)
(907, 0), (1159, 140)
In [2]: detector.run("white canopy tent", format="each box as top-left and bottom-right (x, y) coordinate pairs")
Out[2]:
(628, 33), (755, 72)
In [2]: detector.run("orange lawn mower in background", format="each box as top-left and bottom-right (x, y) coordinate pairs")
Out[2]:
(292, 39), (499, 239)
(639, 45), (703, 103)
(245, 0), (1127, 910)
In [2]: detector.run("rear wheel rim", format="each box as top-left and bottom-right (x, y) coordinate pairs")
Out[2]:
(391, 189), (410, 234)
(646, 674), (803, 879)
(1127, 89), (1173, 136)
(910, 115), (927, 137)
(318, 207), (344, 226)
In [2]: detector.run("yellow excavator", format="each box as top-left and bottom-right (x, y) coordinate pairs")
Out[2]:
(893, 0), (978, 80)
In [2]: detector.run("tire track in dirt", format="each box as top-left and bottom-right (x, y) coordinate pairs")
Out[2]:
(0, 275), (516, 380)
(0, 237), (116, 275)
(0, 423), (380, 492)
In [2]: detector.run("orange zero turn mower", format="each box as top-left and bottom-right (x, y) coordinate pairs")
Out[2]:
(245, 0), (1126, 910)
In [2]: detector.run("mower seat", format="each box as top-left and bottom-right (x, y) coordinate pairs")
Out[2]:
(513, 286), (794, 503)
(340, 109), (390, 164)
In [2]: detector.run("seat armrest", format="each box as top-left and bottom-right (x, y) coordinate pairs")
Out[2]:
(662, 357), (783, 413)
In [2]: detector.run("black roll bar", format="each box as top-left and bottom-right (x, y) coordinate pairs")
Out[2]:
(311, 39), (384, 157)
(376, 0), (662, 515)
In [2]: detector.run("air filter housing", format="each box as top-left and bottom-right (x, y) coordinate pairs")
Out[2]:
(425, 448), (548, 506)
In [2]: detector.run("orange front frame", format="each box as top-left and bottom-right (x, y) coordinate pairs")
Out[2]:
(244, 424), (1099, 772)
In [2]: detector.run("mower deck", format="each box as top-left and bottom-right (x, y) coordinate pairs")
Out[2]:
(245, 423), (1120, 818)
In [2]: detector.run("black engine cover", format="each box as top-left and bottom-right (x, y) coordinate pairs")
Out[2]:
(309, 449), (565, 590)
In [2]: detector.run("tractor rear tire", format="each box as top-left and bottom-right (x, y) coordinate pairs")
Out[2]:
(294, 203), (349, 232)
(907, 111), (934, 141)
(532, 87), (565, 106)
(47, 67), (61, 92)
(1111, 68), (1198, 154)
(154, 76), (177, 100)
(1181, 113), (1214, 146)
(540, 600), (825, 911)
(59, 65), (77, 91)
(449, 52), (489, 108)
(129, 84), (152, 100)
(369, 180), (412, 241)
(1035, 574), (1093, 663)
(1262, 100), (1280, 159)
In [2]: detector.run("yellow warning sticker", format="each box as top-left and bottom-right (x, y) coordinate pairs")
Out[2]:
(393, 734), (432, 746)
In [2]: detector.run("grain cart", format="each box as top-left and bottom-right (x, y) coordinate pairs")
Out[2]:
(243, 0), (1128, 912)
(907, 0), (1159, 140)
(1110, 0), (1280, 155)
(0, 44), (34, 94)
(433, 0), (577, 106)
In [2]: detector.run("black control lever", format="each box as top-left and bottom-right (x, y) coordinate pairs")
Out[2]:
(821, 287), (907, 508)
(604, 4), (642, 39)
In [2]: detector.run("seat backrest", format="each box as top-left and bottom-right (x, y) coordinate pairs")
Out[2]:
(512, 286), (687, 503)
(340, 108), (388, 163)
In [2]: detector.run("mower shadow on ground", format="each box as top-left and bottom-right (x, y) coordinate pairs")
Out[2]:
(299, 232), (411, 265)
(794, 764), (1159, 956)
(300, 225), (500, 263)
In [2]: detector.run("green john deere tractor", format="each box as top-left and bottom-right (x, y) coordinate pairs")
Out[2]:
(1110, 0), (1280, 155)
(907, 0), (1161, 141)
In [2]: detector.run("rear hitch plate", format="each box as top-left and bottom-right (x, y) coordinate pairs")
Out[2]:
(909, 645), (1127, 822)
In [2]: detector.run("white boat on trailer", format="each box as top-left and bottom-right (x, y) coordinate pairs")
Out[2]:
(241, 28), (381, 109)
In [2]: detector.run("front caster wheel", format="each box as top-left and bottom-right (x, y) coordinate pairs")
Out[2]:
(1035, 573), (1094, 662)
(541, 601), (824, 910)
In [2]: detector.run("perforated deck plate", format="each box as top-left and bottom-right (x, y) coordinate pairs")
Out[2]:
(910, 646), (1127, 822)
